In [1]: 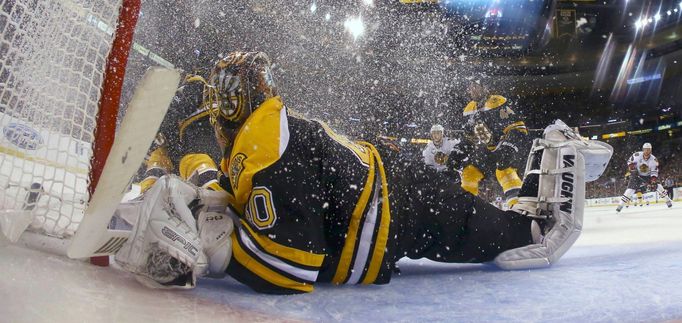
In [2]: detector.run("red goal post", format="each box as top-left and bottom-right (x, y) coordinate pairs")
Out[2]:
(0, 0), (143, 266)
(88, 0), (141, 266)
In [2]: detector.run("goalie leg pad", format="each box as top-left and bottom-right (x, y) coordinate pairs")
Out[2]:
(115, 175), (203, 289)
(494, 120), (613, 270)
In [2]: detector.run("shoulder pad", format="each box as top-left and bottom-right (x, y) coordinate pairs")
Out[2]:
(483, 95), (507, 111)
(463, 101), (478, 116)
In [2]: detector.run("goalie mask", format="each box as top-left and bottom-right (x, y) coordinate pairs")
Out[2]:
(205, 51), (278, 141)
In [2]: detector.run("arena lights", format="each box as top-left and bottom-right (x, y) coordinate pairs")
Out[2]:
(591, 121), (682, 141)
(344, 16), (365, 40)
(633, 2), (682, 32)
(484, 8), (503, 18)
(601, 132), (626, 139)
(627, 73), (662, 85)
(627, 129), (653, 135)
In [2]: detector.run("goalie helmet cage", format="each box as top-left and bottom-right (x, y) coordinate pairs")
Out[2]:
(0, 0), (142, 266)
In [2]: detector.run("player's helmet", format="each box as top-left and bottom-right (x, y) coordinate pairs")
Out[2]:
(430, 124), (444, 133)
(642, 142), (652, 158)
(206, 51), (277, 132)
(430, 124), (444, 147)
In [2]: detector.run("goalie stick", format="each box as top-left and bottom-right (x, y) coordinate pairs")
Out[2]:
(67, 67), (180, 260)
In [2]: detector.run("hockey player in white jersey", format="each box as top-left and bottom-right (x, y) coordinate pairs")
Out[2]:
(616, 143), (673, 212)
(422, 124), (460, 172)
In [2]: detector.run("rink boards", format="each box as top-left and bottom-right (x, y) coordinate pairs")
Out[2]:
(586, 187), (682, 207)
(0, 112), (91, 237)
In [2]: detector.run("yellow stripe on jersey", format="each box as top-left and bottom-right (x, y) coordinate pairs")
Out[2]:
(495, 167), (522, 194)
(206, 181), (224, 191)
(139, 177), (158, 193)
(147, 147), (173, 171)
(179, 153), (218, 181)
(222, 96), (289, 214)
(462, 95), (508, 116)
(502, 121), (528, 135)
(332, 148), (376, 284)
(483, 95), (507, 111)
(318, 121), (371, 166)
(362, 143), (391, 284)
(231, 233), (314, 293)
(240, 219), (325, 268)
(178, 110), (211, 141)
(463, 101), (477, 117)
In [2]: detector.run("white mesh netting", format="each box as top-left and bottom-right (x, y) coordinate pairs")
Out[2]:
(0, 0), (122, 238)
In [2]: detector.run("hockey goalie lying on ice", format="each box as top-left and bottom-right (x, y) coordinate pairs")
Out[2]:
(114, 51), (614, 294)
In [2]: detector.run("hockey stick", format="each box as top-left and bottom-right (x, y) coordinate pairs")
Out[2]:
(67, 67), (180, 259)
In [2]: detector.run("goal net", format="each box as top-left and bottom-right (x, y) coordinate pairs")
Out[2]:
(0, 0), (141, 257)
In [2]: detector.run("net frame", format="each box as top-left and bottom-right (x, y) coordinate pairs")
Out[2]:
(0, 0), (142, 265)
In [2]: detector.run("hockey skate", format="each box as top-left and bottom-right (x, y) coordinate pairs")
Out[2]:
(494, 120), (613, 270)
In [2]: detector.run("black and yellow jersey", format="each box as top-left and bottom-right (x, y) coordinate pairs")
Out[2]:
(221, 97), (394, 294)
(139, 79), (223, 192)
(462, 95), (528, 153)
(458, 95), (530, 204)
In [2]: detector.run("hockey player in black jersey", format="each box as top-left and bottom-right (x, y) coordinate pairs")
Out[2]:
(453, 81), (530, 207)
(137, 73), (223, 193)
(114, 51), (614, 294)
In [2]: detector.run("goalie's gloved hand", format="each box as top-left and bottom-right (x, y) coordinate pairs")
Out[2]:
(115, 175), (204, 289)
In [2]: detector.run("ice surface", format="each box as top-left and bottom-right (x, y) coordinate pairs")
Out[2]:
(2, 204), (681, 322)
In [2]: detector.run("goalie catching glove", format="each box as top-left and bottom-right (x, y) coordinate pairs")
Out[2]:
(114, 175), (233, 289)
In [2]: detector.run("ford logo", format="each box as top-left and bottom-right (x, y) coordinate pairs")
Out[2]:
(3, 123), (44, 150)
